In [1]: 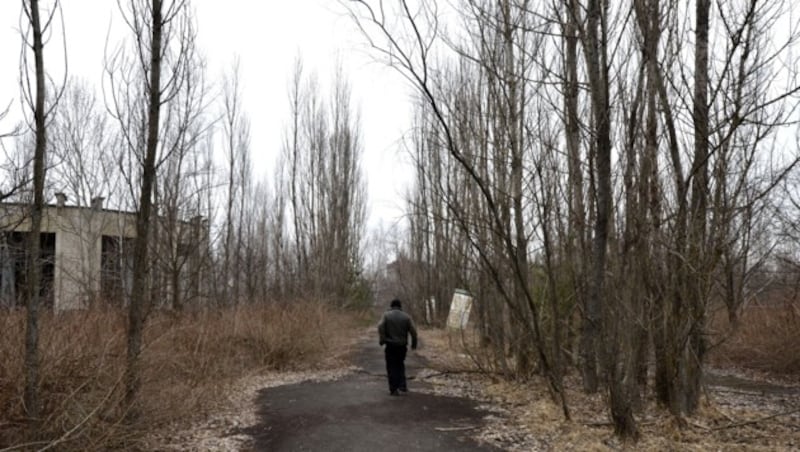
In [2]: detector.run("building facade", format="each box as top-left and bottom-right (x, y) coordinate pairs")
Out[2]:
(0, 194), (207, 310)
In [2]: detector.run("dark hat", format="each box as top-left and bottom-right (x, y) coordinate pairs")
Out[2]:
(390, 299), (402, 308)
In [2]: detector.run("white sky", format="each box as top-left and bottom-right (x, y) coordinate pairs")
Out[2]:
(0, 0), (414, 230)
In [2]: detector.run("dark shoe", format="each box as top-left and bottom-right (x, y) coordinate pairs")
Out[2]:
(390, 390), (399, 396)
(398, 386), (408, 393)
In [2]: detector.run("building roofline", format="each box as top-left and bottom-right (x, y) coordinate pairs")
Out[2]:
(0, 201), (136, 216)
(0, 202), (206, 225)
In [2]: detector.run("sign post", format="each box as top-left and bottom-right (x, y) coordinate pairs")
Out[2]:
(446, 289), (473, 330)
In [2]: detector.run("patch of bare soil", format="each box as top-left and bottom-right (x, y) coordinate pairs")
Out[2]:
(415, 328), (800, 451)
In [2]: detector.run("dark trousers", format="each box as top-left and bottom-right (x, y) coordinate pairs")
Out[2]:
(384, 343), (408, 392)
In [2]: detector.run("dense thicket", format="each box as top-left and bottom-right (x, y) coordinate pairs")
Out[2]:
(348, 0), (800, 438)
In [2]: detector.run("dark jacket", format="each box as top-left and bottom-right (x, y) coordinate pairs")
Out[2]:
(378, 307), (418, 348)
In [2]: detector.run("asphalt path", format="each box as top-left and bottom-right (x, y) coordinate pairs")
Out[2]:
(242, 337), (501, 451)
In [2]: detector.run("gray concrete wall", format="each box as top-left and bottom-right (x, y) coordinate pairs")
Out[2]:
(0, 201), (207, 311)
(0, 203), (136, 310)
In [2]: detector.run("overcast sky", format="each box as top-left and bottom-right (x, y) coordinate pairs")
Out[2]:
(0, 0), (414, 229)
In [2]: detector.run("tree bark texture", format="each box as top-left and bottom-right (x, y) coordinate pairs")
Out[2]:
(24, 0), (47, 425)
(126, 0), (164, 407)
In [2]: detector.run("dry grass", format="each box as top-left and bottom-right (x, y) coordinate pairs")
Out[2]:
(418, 327), (800, 451)
(709, 302), (800, 378)
(0, 302), (360, 451)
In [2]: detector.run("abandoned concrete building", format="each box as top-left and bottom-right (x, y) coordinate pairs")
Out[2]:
(0, 193), (208, 310)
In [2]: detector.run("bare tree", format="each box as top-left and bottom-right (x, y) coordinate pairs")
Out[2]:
(104, 0), (196, 407)
(19, 0), (65, 425)
(0, 102), (24, 197)
(345, 0), (570, 418)
(0, 128), (28, 203)
(283, 58), (308, 297)
(346, 0), (800, 440)
(153, 46), (212, 311)
(268, 151), (290, 300)
(277, 60), (367, 305)
(323, 64), (368, 304)
(47, 79), (123, 305)
(219, 58), (251, 305)
(51, 79), (119, 208)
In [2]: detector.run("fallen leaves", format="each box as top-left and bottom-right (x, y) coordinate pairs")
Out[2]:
(415, 327), (800, 451)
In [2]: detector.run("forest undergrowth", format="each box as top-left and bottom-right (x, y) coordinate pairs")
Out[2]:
(418, 305), (800, 451)
(0, 302), (363, 451)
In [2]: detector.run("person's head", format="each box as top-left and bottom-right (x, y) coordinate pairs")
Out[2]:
(390, 299), (402, 309)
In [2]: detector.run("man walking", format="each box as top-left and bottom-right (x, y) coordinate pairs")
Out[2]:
(378, 299), (418, 395)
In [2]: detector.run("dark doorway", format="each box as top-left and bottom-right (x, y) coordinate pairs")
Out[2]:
(101, 235), (134, 305)
(0, 231), (55, 308)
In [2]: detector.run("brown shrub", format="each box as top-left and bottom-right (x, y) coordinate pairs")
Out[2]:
(709, 301), (800, 377)
(0, 302), (357, 450)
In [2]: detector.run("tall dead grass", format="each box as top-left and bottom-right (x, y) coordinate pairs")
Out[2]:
(0, 302), (357, 450)
(709, 302), (800, 377)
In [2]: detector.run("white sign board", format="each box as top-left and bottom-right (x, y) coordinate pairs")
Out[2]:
(446, 289), (473, 329)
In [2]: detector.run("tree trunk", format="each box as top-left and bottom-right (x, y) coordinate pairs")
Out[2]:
(682, 0), (711, 415)
(126, 0), (164, 408)
(564, 0), (595, 393)
(584, 0), (638, 439)
(24, 0), (47, 425)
